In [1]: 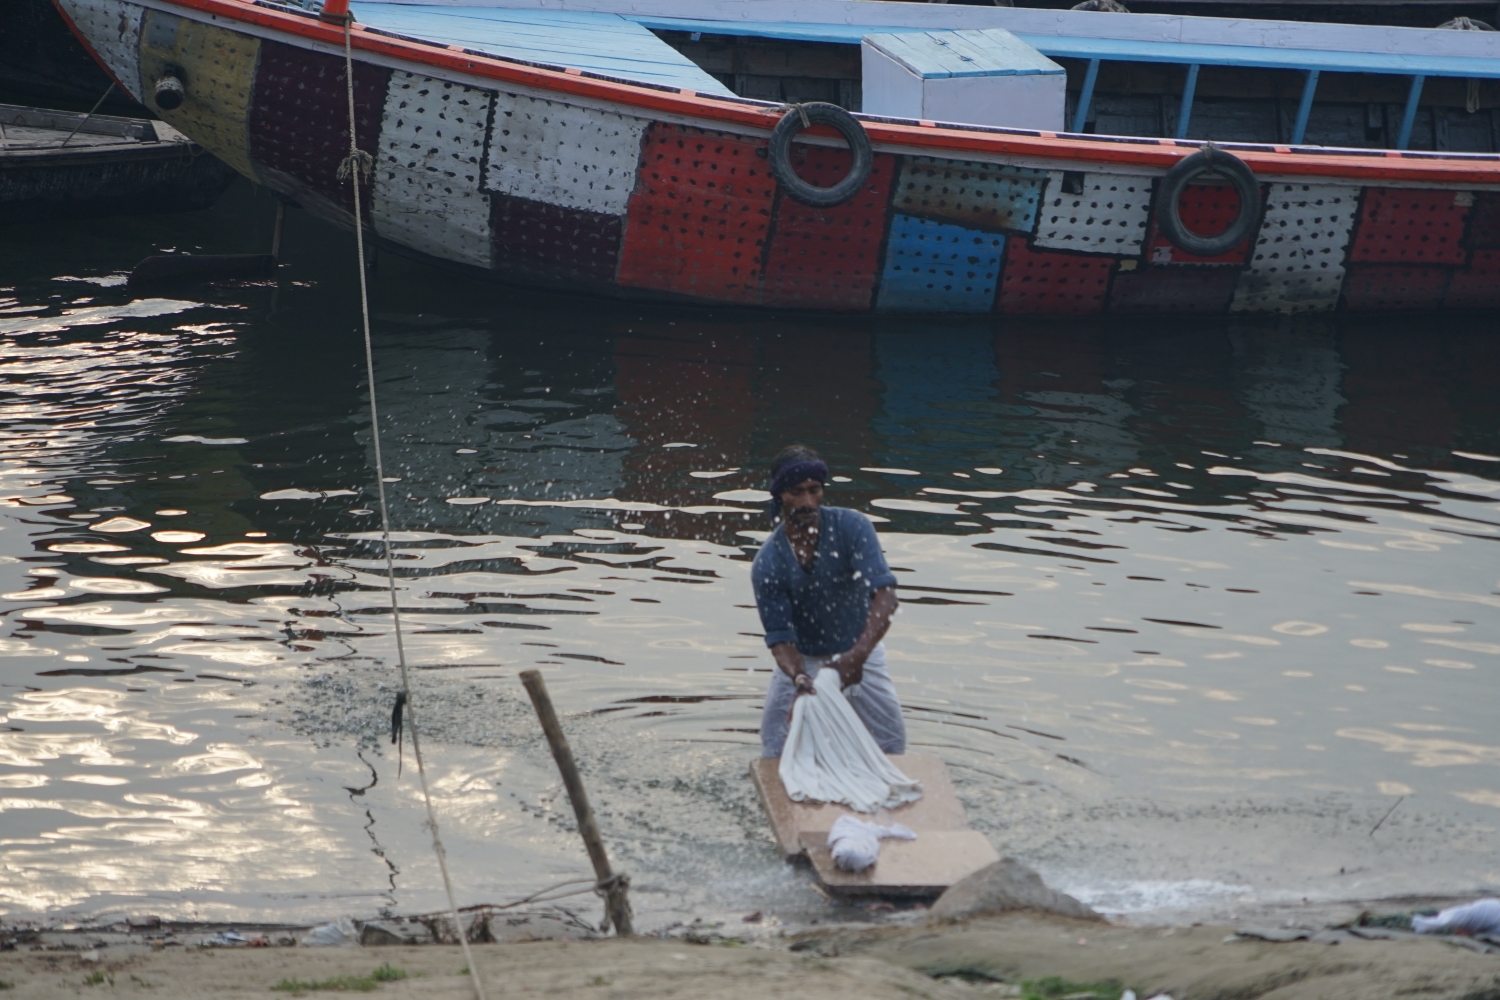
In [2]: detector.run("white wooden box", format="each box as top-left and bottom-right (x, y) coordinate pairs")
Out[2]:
(862, 28), (1066, 132)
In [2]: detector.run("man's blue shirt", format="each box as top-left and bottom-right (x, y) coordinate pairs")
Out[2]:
(751, 506), (898, 656)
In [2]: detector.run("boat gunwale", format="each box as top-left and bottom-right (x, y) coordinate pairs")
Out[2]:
(51, 0), (1500, 187)
(0, 140), (201, 167)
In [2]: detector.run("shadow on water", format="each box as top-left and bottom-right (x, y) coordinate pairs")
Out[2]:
(0, 179), (1497, 926)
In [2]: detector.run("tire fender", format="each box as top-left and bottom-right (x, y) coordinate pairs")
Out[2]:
(767, 103), (874, 208)
(1155, 144), (1262, 258)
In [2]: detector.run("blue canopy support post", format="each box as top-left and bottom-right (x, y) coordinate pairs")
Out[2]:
(1396, 74), (1425, 150)
(1290, 68), (1319, 145)
(1070, 57), (1101, 134)
(1175, 63), (1200, 139)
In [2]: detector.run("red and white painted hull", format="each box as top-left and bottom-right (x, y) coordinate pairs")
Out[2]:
(54, 0), (1500, 314)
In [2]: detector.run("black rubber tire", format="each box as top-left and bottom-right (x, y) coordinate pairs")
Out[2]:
(1155, 144), (1262, 258)
(767, 103), (873, 208)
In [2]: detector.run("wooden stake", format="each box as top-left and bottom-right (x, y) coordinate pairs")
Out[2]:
(519, 669), (633, 936)
(271, 200), (286, 262)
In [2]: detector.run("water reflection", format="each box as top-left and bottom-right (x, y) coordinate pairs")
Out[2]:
(0, 182), (1497, 925)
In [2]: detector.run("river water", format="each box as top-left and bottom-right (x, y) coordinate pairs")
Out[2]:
(1, 181), (1497, 930)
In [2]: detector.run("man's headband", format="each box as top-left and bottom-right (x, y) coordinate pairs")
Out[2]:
(770, 460), (828, 500)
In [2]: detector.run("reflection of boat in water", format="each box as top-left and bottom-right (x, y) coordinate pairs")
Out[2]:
(353, 327), (633, 536)
(55, 0), (1500, 314)
(0, 101), (235, 223)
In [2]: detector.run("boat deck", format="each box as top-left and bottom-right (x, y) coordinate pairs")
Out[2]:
(0, 104), (180, 152)
(353, 0), (1500, 80)
(352, 0), (1500, 149)
(349, 2), (736, 94)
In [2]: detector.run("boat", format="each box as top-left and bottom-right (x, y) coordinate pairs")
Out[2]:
(49, 0), (1500, 314)
(0, 0), (147, 114)
(7, 0), (1490, 117)
(0, 101), (238, 224)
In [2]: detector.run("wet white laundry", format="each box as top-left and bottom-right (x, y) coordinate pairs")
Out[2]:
(1412, 898), (1500, 935)
(299, 916), (358, 946)
(779, 667), (923, 813)
(827, 814), (917, 872)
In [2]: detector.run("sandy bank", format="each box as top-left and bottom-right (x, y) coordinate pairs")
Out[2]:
(3, 914), (1497, 1000)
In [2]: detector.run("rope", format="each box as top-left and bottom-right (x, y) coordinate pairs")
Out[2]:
(443, 875), (630, 931)
(58, 83), (115, 149)
(478, 877), (601, 910)
(337, 18), (488, 1000)
(778, 102), (811, 128)
(592, 873), (632, 932)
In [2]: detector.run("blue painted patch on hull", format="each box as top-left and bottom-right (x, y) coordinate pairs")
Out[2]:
(876, 214), (1004, 313)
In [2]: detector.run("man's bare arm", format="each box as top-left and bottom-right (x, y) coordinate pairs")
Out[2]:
(834, 586), (898, 688)
(770, 641), (809, 681)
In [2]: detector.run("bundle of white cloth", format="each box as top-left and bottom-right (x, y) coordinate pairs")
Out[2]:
(779, 667), (923, 813)
(1412, 898), (1500, 936)
(827, 814), (916, 872)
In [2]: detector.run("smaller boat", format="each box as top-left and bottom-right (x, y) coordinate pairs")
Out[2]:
(0, 102), (236, 224)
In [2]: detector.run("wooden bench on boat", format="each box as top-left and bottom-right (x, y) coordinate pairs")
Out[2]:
(750, 752), (998, 898)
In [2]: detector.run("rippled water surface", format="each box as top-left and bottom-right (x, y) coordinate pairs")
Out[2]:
(1, 183), (1498, 928)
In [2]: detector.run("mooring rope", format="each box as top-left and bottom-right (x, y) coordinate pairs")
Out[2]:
(57, 83), (115, 149)
(337, 18), (488, 1000)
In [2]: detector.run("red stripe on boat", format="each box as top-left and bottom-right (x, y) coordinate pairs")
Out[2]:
(616, 123), (775, 304)
(997, 240), (1113, 315)
(1349, 188), (1472, 266)
(761, 149), (896, 311)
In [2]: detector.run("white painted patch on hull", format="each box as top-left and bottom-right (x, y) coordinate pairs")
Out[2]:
(55, 0), (145, 102)
(372, 72), (495, 268)
(1231, 183), (1359, 313)
(1035, 172), (1151, 255)
(484, 93), (647, 216)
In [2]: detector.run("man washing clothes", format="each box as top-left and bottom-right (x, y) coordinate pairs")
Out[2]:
(753, 445), (904, 758)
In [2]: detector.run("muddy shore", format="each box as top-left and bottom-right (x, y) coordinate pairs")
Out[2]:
(3, 913), (1497, 1000)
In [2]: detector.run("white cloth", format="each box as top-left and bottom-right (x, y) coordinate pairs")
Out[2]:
(1412, 898), (1500, 935)
(779, 667), (922, 813)
(827, 814), (916, 872)
(299, 916), (358, 947)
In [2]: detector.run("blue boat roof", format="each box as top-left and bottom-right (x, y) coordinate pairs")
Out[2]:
(348, 3), (737, 94)
(627, 13), (1500, 79)
(350, 3), (1500, 83)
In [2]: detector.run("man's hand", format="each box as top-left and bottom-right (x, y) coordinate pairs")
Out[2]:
(771, 641), (813, 701)
(831, 587), (896, 690)
(832, 650), (866, 689)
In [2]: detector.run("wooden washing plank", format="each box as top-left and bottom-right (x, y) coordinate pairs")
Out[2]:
(749, 752), (968, 861)
(800, 829), (1000, 898)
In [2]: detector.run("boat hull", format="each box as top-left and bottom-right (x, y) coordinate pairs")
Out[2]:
(0, 0), (147, 115)
(53, 0), (1500, 314)
(0, 104), (237, 224)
